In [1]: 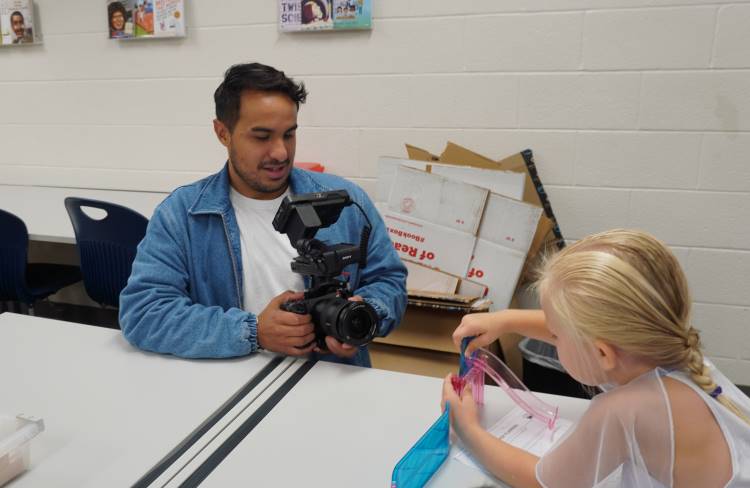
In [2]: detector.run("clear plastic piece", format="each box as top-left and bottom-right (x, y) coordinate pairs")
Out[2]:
(464, 347), (559, 429)
(0, 414), (45, 487)
(392, 340), (561, 487)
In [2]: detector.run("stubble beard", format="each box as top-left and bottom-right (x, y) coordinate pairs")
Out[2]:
(229, 148), (290, 196)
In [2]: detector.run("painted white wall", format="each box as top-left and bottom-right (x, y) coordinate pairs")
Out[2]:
(1, 0), (749, 382)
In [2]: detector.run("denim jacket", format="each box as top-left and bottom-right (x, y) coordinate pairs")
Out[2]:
(119, 164), (407, 367)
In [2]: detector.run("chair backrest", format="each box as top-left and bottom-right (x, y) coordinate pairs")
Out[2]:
(64, 197), (149, 307)
(0, 209), (31, 303)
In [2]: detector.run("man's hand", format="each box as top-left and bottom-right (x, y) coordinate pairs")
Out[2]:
(313, 295), (364, 359)
(315, 336), (359, 358)
(257, 290), (316, 356)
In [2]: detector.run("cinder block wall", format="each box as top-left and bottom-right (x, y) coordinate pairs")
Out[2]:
(1, 0), (748, 382)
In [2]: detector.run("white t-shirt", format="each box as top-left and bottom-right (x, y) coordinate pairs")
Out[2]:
(229, 187), (305, 316)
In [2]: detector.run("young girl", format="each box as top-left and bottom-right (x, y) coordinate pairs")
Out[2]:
(443, 229), (750, 488)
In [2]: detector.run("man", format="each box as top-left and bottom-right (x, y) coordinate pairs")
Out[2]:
(11, 11), (31, 44)
(120, 63), (407, 367)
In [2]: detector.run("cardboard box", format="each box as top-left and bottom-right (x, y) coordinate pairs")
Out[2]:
(369, 142), (563, 379)
(378, 156), (525, 203)
(371, 303), (502, 378)
(380, 207), (476, 277)
(376, 305), (467, 353)
(404, 260), (459, 294)
(404, 260), (488, 297)
(466, 239), (527, 314)
(429, 164), (525, 201)
(479, 193), (543, 252)
(376, 157), (427, 203)
(369, 342), (459, 379)
(379, 156), (542, 306)
(387, 165), (489, 235)
(457, 278), (489, 297)
(406, 142), (564, 270)
(375, 299), (490, 357)
(382, 165), (542, 309)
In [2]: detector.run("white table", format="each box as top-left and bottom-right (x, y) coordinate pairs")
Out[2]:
(1, 312), (591, 487)
(0, 185), (168, 243)
(0, 313), (284, 488)
(184, 360), (590, 488)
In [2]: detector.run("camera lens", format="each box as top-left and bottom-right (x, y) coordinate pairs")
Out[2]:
(314, 298), (378, 346)
(337, 301), (378, 345)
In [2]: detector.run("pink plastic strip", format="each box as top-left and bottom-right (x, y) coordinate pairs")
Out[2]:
(463, 348), (559, 429)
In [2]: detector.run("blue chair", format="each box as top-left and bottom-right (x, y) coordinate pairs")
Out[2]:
(0, 209), (82, 312)
(64, 197), (148, 308)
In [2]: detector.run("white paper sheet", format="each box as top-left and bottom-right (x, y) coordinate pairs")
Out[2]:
(454, 406), (573, 469)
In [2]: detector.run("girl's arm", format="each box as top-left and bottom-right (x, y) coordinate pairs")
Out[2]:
(460, 424), (542, 488)
(442, 376), (542, 488)
(453, 309), (555, 355)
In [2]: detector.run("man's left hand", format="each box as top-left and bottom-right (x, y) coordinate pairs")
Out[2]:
(320, 336), (359, 358)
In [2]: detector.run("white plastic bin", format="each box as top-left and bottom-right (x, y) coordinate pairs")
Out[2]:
(0, 414), (44, 486)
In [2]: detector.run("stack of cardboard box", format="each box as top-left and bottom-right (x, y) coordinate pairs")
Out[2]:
(370, 142), (563, 378)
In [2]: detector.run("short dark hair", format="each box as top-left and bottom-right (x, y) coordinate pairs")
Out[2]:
(108, 2), (127, 27)
(214, 63), (308, 133)
(11, 11), (24, 22)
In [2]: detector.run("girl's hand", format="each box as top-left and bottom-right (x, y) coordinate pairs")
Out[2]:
(452, 311), (507, 356)
(442, 374), (480, 439)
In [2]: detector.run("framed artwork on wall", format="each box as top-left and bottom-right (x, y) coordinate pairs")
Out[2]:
(107, 0), (185, 40)
(280, 0), (371, 32)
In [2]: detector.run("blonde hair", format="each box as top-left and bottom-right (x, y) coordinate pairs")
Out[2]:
(536, 229), (750, 425)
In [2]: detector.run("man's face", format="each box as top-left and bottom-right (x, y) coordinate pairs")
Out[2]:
(214, 90), (298, 200)
(111, 11), (125, 31)
(11, 14), (24, 38)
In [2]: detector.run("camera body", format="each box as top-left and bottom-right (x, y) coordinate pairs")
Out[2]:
(273, 190), (379, 348)
(280, 284), (378, 348)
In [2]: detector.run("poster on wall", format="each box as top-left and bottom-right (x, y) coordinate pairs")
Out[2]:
(0, 0), (35, 45)
(107, 0), (185, 40)
(279, 0), (371, 32)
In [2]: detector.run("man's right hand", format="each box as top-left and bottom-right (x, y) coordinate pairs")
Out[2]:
(256, 291), (316, 356)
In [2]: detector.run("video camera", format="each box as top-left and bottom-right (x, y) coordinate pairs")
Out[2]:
(272, 190), (378, 348)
